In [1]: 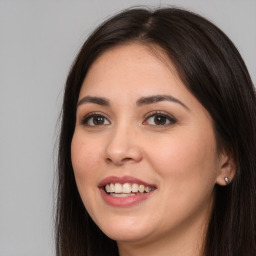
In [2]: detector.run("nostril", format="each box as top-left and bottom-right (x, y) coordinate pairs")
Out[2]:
(122, 157), (133, 162)
(106, 158), (112, 163)
(106, 157), (134, 165)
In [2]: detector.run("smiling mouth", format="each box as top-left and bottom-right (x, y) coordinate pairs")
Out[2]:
(104, 183), (156, 197)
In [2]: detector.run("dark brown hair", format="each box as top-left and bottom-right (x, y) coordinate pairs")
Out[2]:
(56, 7), (256, 256)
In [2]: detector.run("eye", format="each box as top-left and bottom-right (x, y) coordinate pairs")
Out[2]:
(143, 112), (176, 126)
(81, 113), (111, 126)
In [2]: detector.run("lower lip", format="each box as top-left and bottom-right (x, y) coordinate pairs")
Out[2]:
(100, 188), (156, 207)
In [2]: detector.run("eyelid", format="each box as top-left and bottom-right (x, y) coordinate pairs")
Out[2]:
(80, 112), (111, 126)
(143, 111), (177, 126)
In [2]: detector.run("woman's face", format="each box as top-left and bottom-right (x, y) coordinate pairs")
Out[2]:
(71, 43), (226, 246)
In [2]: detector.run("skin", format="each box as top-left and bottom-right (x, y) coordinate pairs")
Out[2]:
(71, 43), (235, 256)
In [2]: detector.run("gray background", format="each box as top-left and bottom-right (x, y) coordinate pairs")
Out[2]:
(0, 1), (255, 255)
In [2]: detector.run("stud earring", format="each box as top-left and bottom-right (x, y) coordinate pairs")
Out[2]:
(224, 177), (230, 184)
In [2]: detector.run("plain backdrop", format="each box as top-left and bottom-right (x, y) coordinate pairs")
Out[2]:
(0, 1), (255, 255)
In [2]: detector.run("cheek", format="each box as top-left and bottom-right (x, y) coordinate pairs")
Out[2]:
(70, 132), (104, 207)
(147, 128), (218, 185)
(71, 133), (101, 177)
(145, 130), (218, 227)
(71, 132), (104, 215)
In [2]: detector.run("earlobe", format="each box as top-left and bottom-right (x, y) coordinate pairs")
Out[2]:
(224, 177), (230, 184)
(216, 153), (236, 186)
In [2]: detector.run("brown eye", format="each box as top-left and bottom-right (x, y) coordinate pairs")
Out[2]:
(81, 114), (110, 126)
(154, 115), (168, 125)
(143, 113), (176, 126)
(93, 116), (105, 125)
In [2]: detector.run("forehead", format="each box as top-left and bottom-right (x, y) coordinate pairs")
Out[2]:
(90, 42), (178, 75)
(79, 43), (184, 97)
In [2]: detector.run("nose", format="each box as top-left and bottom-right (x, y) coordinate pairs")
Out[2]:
(104, 124), (142, 165)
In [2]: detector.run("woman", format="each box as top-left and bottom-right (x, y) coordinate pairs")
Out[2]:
(55, 7), (256, 256)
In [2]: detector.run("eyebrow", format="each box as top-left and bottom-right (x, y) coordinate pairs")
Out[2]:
(77, 96), (110, 107)
(77, 94), (189, 110)
(136, 95), (189, 110)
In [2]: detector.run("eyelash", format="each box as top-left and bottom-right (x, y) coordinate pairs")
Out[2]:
(80, 111), (177, 127)
(80, 112), (110, 126)
(143, 111), (177, 126)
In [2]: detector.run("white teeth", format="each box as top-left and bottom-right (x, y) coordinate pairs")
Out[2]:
(110, 193), (136, 197)
(123, 183), (132, 193)
(114, 183), (122, 193)
(104, 183), (154, 194)
(138, 185), (145, 193)
(105, 184), (115, 193)
(131, 183), (139, 192)
(145, 186), (151, 193)
(109, 183), (115, 192)
(105, 184), (110, 193)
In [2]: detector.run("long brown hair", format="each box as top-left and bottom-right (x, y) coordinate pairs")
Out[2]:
(56, 7), (256, 256)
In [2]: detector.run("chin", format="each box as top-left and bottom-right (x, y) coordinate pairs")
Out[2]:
(105, 230), (150, 243)
(98, 219), (153, 243)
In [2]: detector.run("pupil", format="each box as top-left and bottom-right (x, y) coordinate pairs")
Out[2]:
(93, 116), (104, 125)
(154, 115), (166, 125)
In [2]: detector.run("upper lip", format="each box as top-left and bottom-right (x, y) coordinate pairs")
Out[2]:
(98, 175), (157, 188)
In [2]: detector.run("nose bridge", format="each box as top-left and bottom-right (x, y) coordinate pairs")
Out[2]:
(105, 121), (142, 165)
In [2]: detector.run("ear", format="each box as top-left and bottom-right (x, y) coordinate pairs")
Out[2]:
(216, 151), (236, 186)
